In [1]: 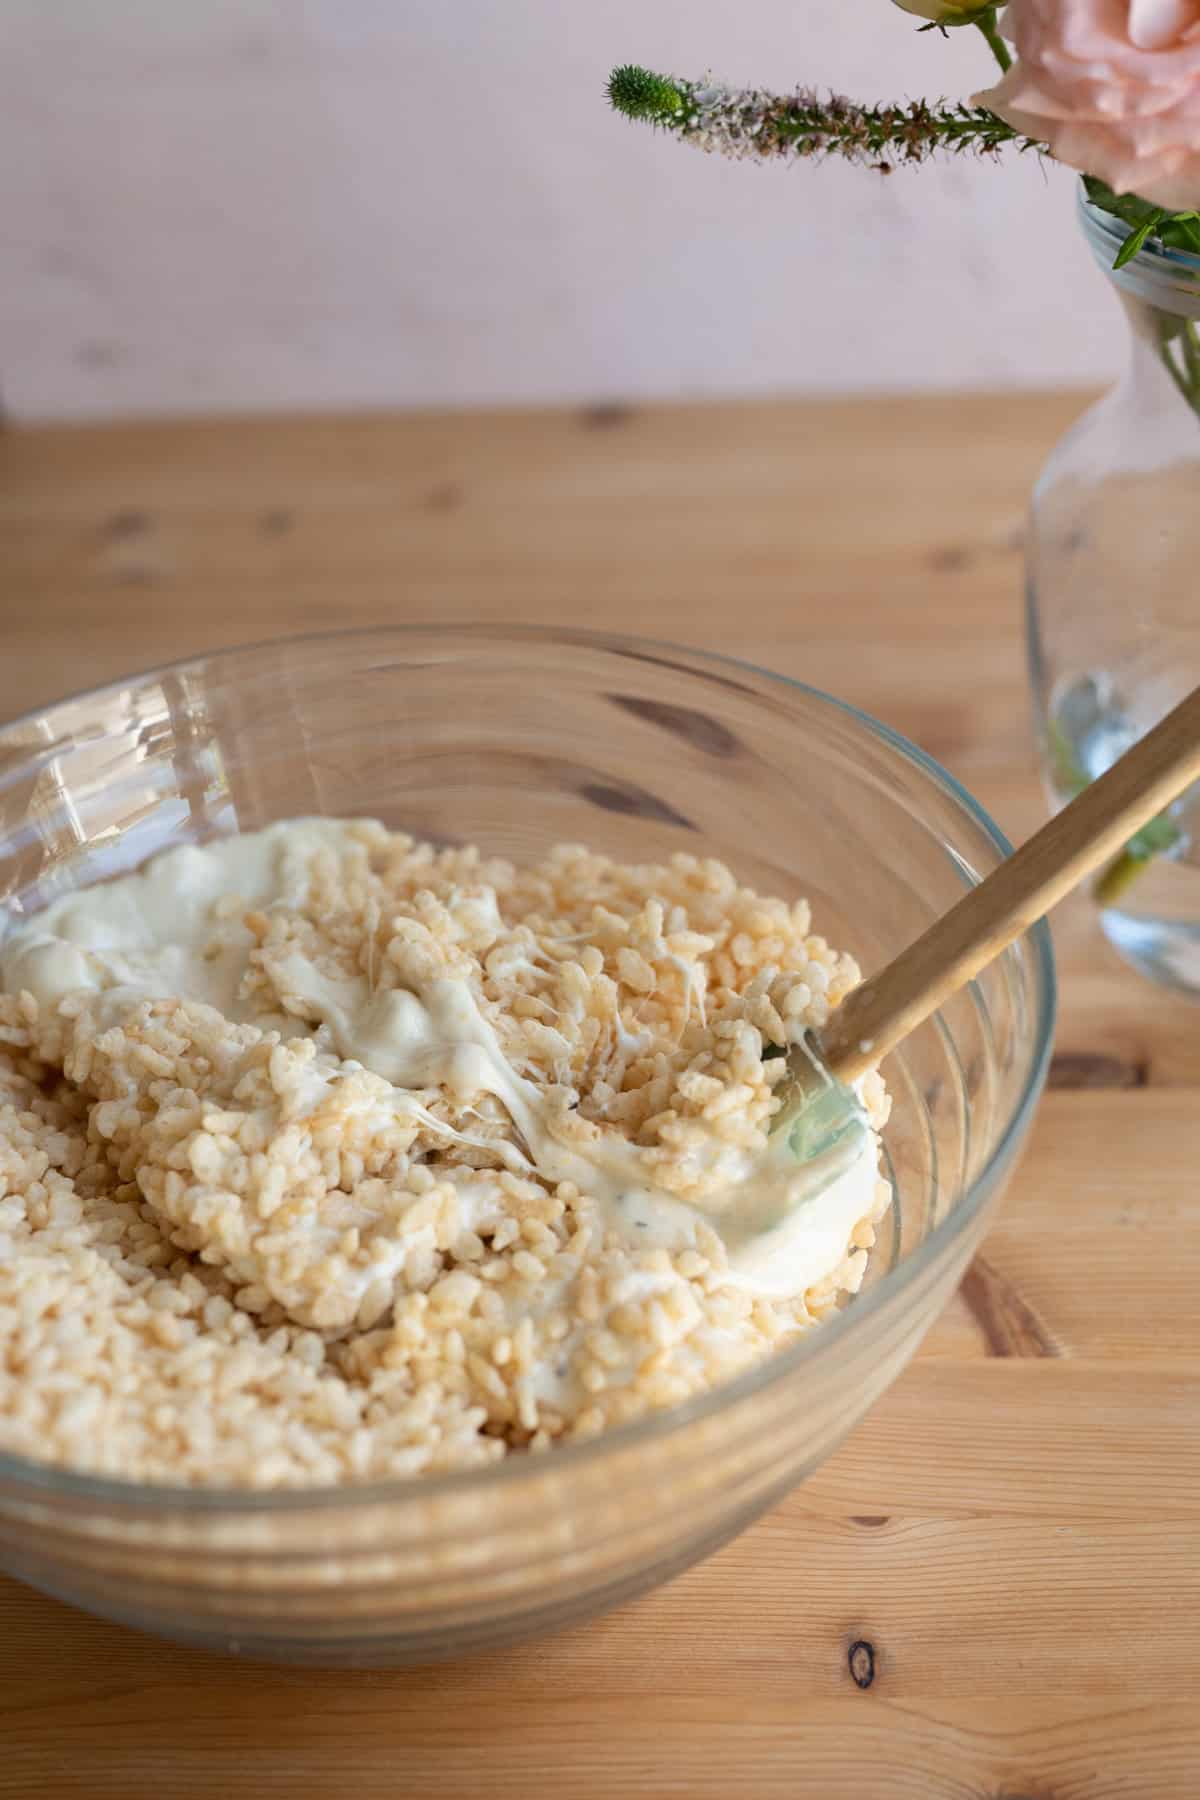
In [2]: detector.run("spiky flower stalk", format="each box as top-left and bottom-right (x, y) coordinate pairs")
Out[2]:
(607, 65), (1040, 169)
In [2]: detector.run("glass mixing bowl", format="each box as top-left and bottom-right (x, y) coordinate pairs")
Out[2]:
(0, 626), (1055, 1664)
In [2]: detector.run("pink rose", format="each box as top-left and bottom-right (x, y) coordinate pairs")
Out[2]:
(977, 0), (1200, 209)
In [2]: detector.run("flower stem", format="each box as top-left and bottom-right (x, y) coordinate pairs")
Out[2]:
(606, 67), (1038, 167)
(1156, 316), (1200, 418)
(1094, 849), (1152, 907)
(974, 9), (1012, 74)
(1180, 320), (1200, 400)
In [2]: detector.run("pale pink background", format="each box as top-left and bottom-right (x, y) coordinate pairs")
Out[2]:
(0, 0), (1122, 421)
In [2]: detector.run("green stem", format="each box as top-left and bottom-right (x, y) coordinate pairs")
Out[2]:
(1156, 316), (1200, 417)
(1094, 850), (1151, 908)
(1094, 808), (1186, 905)
(1180, 320), (1200, 403)
(1055, 701), (1189, 906)
(974, 8), (1013, 73)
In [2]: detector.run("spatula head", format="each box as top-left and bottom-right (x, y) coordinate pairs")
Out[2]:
(768, 1035), (871, 1173)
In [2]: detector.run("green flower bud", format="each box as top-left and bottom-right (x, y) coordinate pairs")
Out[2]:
(893, 0), (996, 20)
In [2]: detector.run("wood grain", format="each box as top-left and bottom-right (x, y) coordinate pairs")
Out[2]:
(2, 393), (1199, 1798)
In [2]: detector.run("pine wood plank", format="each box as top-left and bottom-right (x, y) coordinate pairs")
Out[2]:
(2, 393), (1197, 1797)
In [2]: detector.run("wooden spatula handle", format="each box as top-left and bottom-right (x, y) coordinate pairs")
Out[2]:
(820, 684), (1200, 1086)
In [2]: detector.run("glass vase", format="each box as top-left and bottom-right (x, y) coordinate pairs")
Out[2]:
(1027, 188), (1200, 994)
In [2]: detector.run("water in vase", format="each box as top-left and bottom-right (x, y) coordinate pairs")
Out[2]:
(1047, 669), (1200, 992)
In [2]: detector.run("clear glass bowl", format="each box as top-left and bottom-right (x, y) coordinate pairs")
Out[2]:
(0, 626), (1055, 1664)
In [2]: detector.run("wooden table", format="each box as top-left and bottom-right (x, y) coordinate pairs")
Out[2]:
(3, 395), (1198, 1797)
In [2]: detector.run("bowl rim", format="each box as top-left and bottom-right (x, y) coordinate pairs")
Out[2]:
(0, 622), (1057, 1512)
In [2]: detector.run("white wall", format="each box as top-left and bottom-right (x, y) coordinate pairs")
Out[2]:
(0, 0), (1122, 421)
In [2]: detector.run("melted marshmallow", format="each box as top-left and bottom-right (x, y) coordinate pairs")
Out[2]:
(0, 819), (882, 1305)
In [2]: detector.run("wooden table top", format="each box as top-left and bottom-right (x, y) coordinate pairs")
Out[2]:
(2, 393), (1198, 1798)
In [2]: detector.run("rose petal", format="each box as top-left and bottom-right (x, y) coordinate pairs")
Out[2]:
(1129, 0), (1200, 53)
(982, 0), (1200, 207)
